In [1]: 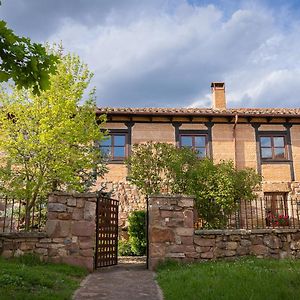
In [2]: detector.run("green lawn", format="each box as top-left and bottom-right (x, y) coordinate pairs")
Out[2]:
(0, 255), (88, 300)
(156, 258), (300, 300)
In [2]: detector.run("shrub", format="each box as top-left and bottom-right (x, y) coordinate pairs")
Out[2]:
(127, 142), (262, 229)
(128, 210), (146, 256)
(118, 240), (134, 256)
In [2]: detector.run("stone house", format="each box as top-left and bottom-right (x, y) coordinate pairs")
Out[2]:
(95, 82), (300, 228)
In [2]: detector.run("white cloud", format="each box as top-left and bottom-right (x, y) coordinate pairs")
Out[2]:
(5, 0), (300, 108)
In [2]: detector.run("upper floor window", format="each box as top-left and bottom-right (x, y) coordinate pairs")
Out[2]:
(100, 133), (127, 161)
(260, 135), (287, 160)
(179, 134), (207, 158)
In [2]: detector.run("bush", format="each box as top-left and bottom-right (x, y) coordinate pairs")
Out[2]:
(127, 142), (262, 229)
(118, 240), (134, 256)
(128, 210), (146, 256)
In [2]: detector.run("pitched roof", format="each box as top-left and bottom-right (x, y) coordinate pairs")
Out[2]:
(96, 107), (300, 118)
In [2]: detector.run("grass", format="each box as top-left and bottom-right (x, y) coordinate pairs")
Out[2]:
(0, 254), (88, 300)
(156, 257), (300, 300)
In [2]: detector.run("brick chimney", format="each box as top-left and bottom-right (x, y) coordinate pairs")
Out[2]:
(211, 82), (226, 109)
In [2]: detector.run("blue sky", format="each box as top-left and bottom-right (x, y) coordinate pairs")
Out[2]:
(1, 0), (300, 108)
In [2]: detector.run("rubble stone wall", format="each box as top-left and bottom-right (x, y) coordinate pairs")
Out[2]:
(148, 195), (300, 270)
(0, 192), (97, 272)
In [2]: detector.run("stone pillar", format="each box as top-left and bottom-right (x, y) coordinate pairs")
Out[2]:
(45, 192), (97, 271)
(148, 195), (196, 270)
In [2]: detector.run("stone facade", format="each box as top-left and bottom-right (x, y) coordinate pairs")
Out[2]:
(0, 192), (97, 272)
(148, 195), (300, 270)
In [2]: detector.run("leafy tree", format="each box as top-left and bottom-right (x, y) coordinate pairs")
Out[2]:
(0, 20), (58, 94)
(0, 50), (107, 229)
(126, 142), (262, 228)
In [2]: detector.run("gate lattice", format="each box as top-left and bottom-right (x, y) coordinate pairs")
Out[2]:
(95, 195), (119, 268)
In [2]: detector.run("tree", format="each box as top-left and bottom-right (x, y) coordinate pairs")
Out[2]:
(126, 142), (262, 228)
(0, 50), (107, 229)
(0, 20), (58, 94)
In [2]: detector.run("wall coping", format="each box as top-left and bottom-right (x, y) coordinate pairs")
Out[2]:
(149, 194), (195, 199)
(50, 191), (97, 198)
(195, 228), (300, 235)
(0, 232), (48, 239)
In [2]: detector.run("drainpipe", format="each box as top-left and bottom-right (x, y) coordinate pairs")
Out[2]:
(233, 114), (240, 228)
(233, 114), (238, 169)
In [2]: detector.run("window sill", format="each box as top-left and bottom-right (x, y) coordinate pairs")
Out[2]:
(261, 159), (291, 164)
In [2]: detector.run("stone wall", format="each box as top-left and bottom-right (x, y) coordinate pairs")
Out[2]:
(0, 192), (97, 272)
(148, 195), (300, 270)
(0, 232), (48, 258)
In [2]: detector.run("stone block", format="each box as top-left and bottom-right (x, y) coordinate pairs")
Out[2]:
(80, 249), (94, 257)
(226, 242), (238, 250)
(237, 246), (249, 256)
(186, 252), (199, 259)
(181, 236), (194, 245)
(76, 199), (85, 208)
(48, 203), (66, 212)
(263, 235), (282, 249)
(168, 245), (195, 253)
(201, 251), (214, 259)
(46, 220), (71, 238)
(225, 250), (236, 257)
(150, 244), (166, 257)
(250, 245), (269, 256)
(67, 198), (77, 207)
(176, 228), (194, 237)
(72, 208), (84, 220)
(166, 252), (185, 258)
(241, 239), (252, 247)
(150, 227), (175, 243)
(250, 236), (263, 245)
(84, 201), (96, 221)
(194, 237), (215, 247)
(178, 199), (194, 208)
(57, 248), (68, 257)
(35, 248), (48, 256)
(71, 221), (95, 237)
(58, 213), (71, 220)
(195, 246), (211, 253)
(290, 241), (300, 250)
(229, 235), (241, 242)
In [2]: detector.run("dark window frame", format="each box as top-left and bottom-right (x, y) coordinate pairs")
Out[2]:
(259, 133), (288, 161)
(179, 131), (208, 159)
(100, 129), (128, 163)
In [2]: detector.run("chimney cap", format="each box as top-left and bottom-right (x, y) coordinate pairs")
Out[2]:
(211, 82), (225, 89)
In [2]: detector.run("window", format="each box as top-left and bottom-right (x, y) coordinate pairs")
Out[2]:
(100, 133), (127, 161)
(260, 135), (287, 160)
(179, 134), (207, 158)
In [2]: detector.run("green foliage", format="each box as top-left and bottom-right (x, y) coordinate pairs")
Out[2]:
(126, 142), (262, 228)
(126, 142), (198, 195)
(118, 239), (135, 256)
(0, 20), (58, 94)
(128, 210), (147, 256)
(0, 48), (107, 229)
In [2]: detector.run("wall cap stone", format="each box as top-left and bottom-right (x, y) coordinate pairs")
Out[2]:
(0, 232), (48, 239)
(195, 228), (300, 235)
(50, 191), (97, 199)
(149, 194), (195, 199)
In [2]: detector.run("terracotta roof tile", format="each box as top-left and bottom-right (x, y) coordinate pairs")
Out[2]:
(96, 107), (300, 117)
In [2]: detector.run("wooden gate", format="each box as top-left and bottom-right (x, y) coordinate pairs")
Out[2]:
(95, 195), (119, 268)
